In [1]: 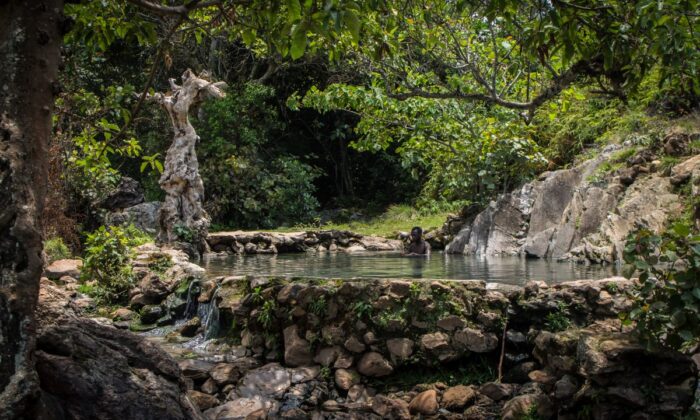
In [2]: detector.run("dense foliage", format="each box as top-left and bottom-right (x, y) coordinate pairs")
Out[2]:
(196, 83), (320, 228)
(81, 225), (151, 304)
(624, 223), (700, 352)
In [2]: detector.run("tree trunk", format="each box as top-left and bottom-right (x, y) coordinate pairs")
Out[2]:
(0, 1), (63, 418)
(149, 70), (226, 252)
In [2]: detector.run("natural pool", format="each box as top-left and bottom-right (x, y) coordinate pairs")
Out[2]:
(199, 252), (620, 285)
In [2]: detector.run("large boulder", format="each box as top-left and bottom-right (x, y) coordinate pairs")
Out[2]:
(98, 176), (144, 210)
(44, 259), (82, 280)
(34, 280), (203, 419)
(106, 201), (161, 234)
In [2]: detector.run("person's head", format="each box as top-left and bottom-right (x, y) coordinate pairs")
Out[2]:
(410, 226), (423, 242)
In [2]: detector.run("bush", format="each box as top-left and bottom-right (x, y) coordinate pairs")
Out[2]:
(44, 237), (71, 263)
(81, 224), (148, 304)
(624, 222), (700, 352)
(196, 82), (320, 229)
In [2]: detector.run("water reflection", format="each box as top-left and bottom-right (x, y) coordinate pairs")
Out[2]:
(199, 252), (620, 285)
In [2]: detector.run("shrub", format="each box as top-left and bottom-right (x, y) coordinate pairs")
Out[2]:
(44, 237), (71, 263)
(624, 223), (700, 352)
(196, 82), (320, 229)
(81, 224), (148, 304)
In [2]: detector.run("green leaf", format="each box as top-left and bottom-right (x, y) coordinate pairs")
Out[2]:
(140, 161), (148, 173)
(286, 0), (301, 23)
(345, 11), (361, 44)
(290, 25), (307, 60)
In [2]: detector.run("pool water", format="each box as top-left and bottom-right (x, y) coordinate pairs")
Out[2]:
(200, 252), (620, 286)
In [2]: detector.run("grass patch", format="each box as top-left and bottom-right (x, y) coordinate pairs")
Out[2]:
(275, 204), (450, 238)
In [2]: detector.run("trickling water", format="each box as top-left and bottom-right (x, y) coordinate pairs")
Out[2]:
(202, 285), (220, 340)
(183, 280), (199, 319)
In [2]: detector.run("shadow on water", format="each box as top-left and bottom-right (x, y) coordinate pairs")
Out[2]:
(199, 252), (620, 285)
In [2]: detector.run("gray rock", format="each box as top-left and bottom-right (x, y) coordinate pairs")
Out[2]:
(386, 338), (414, 362)
(44, 259), (82, 280)
(453, 328), (498, 353)
(237, 363), (291, 398)
(344, 335), (366, 353)
(357, 352), (393, 377)
(479, 382), (515, 401)
(420, 332), (450, 351)
(204, 396), (272, 419)
(335, 368), (360, 390)
(106, 201), (161, 234)
(283, 325), (312, 367)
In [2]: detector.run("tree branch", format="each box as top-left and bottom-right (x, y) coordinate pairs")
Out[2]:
(125, 0), (222, 16)
(388, 59), (595, 111)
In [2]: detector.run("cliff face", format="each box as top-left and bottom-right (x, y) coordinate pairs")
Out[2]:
(446, 141), (700, 263)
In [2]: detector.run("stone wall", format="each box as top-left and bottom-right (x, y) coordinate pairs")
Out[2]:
(206, 230), (403, 254)
(163, 275), (698, 419)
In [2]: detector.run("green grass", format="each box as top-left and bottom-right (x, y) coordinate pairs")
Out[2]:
(275, 205), (450, 238)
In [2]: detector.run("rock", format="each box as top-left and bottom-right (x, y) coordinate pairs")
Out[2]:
(386, 338), (414, 362)
(528, 369), (557, 385)
(111, 307), (135, 321)
(139, 304), (164, 324)
(357, 352), (393, 377)
(106, 201), (161, 234)
(58, 275), (77, 285)
(98, 176), (144, 210)
(344, 336), (366, 353)
(237, 363), (291, 398)
(663, 132), (690, 156)
(210, 363), (241, 386)
(290, 365), (320, 383)
(201, 378), (219, 395)
(554, 375), (579, 400)
(387, 280), (412, 298)
(437, 315), (466, 331)
(335, 368), (360, 391)
(441, 385), (477, 410)
(420, 332), (450, 351)
(187, 390), (218, 411)
(44, 259), (82, 280)
(479, 382), (514, 401)
(334, 351), (354, 369)
(204, 396), (271, 419)
(179, 359), (214, 381)
(178, 317), (201, 337)
(363, 331), (378, 345)
(34, 281), (201, 420)
(501, 393), (554, 420)
(408, 389), (438, 415)
(454, 328), (498, 353)
(140, 272), (180, 302)
(372, 395), (411, 419)
(314, 346), (341, 366)
(283, 325), (313, 367)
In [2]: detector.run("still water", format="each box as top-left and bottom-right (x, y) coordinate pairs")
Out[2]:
(200, 252), (620, 286)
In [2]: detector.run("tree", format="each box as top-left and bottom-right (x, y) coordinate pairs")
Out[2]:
(0, 0), (64, 417)
(147, 69), (226, 250)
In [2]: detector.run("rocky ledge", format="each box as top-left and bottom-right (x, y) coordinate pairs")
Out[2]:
(443, 134), (700, 264)
(206, 230), (403, 254)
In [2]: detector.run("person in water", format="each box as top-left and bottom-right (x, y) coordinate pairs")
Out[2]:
(404, 226), (430, 256)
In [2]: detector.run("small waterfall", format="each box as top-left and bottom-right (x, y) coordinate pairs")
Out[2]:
(200, 284), (220, 340)
(183, 280), (199, 319)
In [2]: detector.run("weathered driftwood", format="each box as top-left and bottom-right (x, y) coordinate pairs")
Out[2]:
(147, 70), (226, 251)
